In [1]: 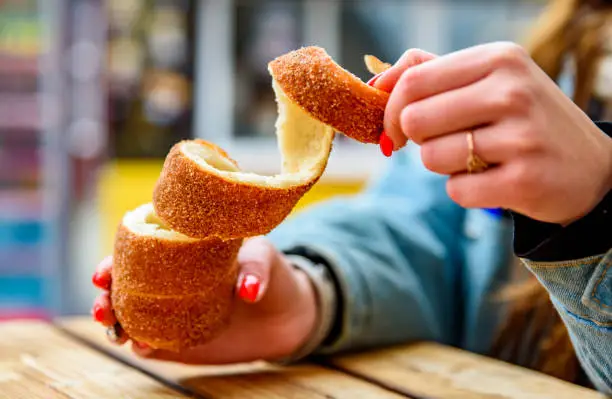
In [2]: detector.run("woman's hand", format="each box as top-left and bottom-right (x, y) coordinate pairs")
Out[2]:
(375, 42), (612, 225)
(91, 236), (317, 364)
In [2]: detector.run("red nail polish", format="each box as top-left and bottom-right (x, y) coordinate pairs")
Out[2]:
(134, 342), (150, 350)
(92, 271), (111, 290)
(239, 274), (261, 303)
(379, 132), (393, 157)
(367, 73), (383, 86)
(92, 304), (105, 323)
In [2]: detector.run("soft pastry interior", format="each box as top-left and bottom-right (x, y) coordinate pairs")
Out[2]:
(180, 81), (335, 188)
(122, 203), (195, 242)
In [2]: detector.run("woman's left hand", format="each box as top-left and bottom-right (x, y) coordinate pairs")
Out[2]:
(376, 42), (612, 225)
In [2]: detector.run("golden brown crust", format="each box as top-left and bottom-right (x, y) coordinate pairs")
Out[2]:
(111, 285), (236, 352)
(112, 223), (241, 350)
(269, 46), (390, 144)
(152, 142), (328, 240)
(113, 225), (242, 295)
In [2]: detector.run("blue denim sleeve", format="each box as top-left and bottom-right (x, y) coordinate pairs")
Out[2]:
(267, 148), (466, 353)
(523, 250), (612, 394)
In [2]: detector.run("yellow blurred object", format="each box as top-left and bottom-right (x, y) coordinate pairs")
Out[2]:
(0, 19), (42, 56)
(98, 161), (365, 253)
(364, 55), (391, 75)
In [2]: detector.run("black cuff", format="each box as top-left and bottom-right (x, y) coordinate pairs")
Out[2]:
(282, 246), (343, 347)
(595, 121), (612, 137)
(512, 190), (612, 261)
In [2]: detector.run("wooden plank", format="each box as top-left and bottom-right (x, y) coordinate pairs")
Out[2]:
(0, 320), (189, 399)
(58, 317), (406, 399)
(329, 342), (607, 399)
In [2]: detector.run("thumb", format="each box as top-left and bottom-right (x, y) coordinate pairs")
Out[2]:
(375, 48), (437, 93)
(235, 236), (275, 303)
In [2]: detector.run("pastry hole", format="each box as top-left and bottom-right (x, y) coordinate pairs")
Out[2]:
(124, 203), (195, 241)
(144, 212), (170, 230)
(182, 143), (240, 172)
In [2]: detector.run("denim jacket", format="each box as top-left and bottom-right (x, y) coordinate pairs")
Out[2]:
(268, 124), (612, 393)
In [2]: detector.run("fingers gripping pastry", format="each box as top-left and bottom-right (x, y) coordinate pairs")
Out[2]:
(112, 203), (242, 351)
(269, 46), (390, 144)
(112, 46), (387, 350)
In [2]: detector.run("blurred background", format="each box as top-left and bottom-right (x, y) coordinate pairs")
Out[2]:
(0, 0), (549, 318)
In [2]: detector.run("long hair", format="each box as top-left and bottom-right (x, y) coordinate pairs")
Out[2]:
(526, 0), (612, 109)
(490, 0), (612, 385)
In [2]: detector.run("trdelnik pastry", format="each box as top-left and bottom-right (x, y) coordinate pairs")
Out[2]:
(111, 46), (390, 351)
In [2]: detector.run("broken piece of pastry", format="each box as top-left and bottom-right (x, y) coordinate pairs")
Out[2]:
(152, 79), (335, 240)
(153, 47), (391, 239)
(269, 46), (390, 144)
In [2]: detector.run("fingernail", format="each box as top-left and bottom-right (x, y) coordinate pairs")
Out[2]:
(92, 271), (111, 290)
(92, 304), (105, 323)
(134, 341), (150, 350)
(379, 131), (393, 157)
(133, 341), (153, 355)
(367, 73), (383, 86)
(238, 273), (261, 303)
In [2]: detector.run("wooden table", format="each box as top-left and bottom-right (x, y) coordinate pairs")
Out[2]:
(1, 318), (606, 399)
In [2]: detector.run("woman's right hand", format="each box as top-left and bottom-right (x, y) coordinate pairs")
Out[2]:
(91, 236), (318, 364)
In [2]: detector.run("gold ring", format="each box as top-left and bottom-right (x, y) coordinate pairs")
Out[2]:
(466, 131), (488, 174)
(106, 323), (122, 343)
